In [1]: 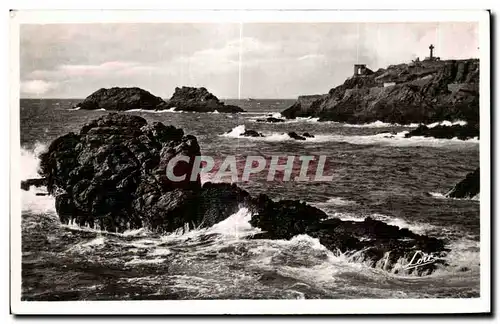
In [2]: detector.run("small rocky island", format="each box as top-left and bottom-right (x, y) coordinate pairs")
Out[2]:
(75, 86), (245, 113)
(22, 113), (447, 275)
(282, 48), (479, 127)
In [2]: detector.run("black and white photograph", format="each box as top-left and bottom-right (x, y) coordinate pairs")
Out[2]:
(9, 9), (491, 315)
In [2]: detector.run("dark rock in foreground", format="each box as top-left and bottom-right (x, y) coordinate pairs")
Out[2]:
(39, 113), (202, 232)
(446, 168), (479, 199)
(33, 113), (447, 275)
(405, 124), (479, 140)
(302, 132), (315, 138)
(76, 87), (166, 111)
(282, 59), (479, 125)
(165, 87), (244, 113)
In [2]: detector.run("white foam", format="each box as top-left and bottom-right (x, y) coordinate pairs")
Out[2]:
(21, 187), (56, 215)
(430, 191), (480, 201)
(221, 125), (308, 142)
(429, 192), (446, 199)
(125, 257), (165, 266)
(312, 131), (479, 147)
(208, 207), (261, 238)
(341, 120), (468, 128)
(20, 143), (57, 215)
(221, 124), (247, 138)
(220, 126), (478, 146)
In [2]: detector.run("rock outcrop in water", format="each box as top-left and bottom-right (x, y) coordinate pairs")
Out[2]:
(165, 87), (244, 113)
(282, 59), (479, 125)
(405, 124), (479, 140)
(446, 168), (480, 199)
(287, 132), (306, 141)
(255, 117), (286, 123)
(76, 87), (166, 111)
(28, 113), (447, 274)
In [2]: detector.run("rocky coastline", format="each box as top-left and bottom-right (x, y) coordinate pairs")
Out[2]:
(282, 59), (479, 129)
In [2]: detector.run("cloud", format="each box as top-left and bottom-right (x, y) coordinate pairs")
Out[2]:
(173, 37), (281, 73)
(297, 54), (326, 61)
(19, 23), (480, 99)
(20, 80), (57, 95)
(29, 61), (157, 80)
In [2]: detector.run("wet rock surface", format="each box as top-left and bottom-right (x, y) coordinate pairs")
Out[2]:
(165, 86), (245, 113)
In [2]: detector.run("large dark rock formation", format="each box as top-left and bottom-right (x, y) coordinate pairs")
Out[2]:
(446, 168), (480, 199)
(282, 59), (479, 125)
(27, 113), (447, 274)
(76, 87), (166, 111)
(37, 113), (207, 232)
(405, 124), (479, 140)
(165, 87), (244, 113)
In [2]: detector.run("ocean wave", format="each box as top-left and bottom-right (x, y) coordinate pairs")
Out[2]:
(21, 143), (57, 215)
(324, 211), (436, 236)
(124, 107), (179, 113)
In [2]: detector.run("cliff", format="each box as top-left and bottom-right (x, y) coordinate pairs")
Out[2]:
(282, 59), (479, 124)
(165, 86), (245, 113)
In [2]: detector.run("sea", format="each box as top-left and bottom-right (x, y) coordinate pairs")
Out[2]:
(20, 98), (480, 300)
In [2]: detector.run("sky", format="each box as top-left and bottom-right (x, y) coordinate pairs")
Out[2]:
(20, 22), (480, 99)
